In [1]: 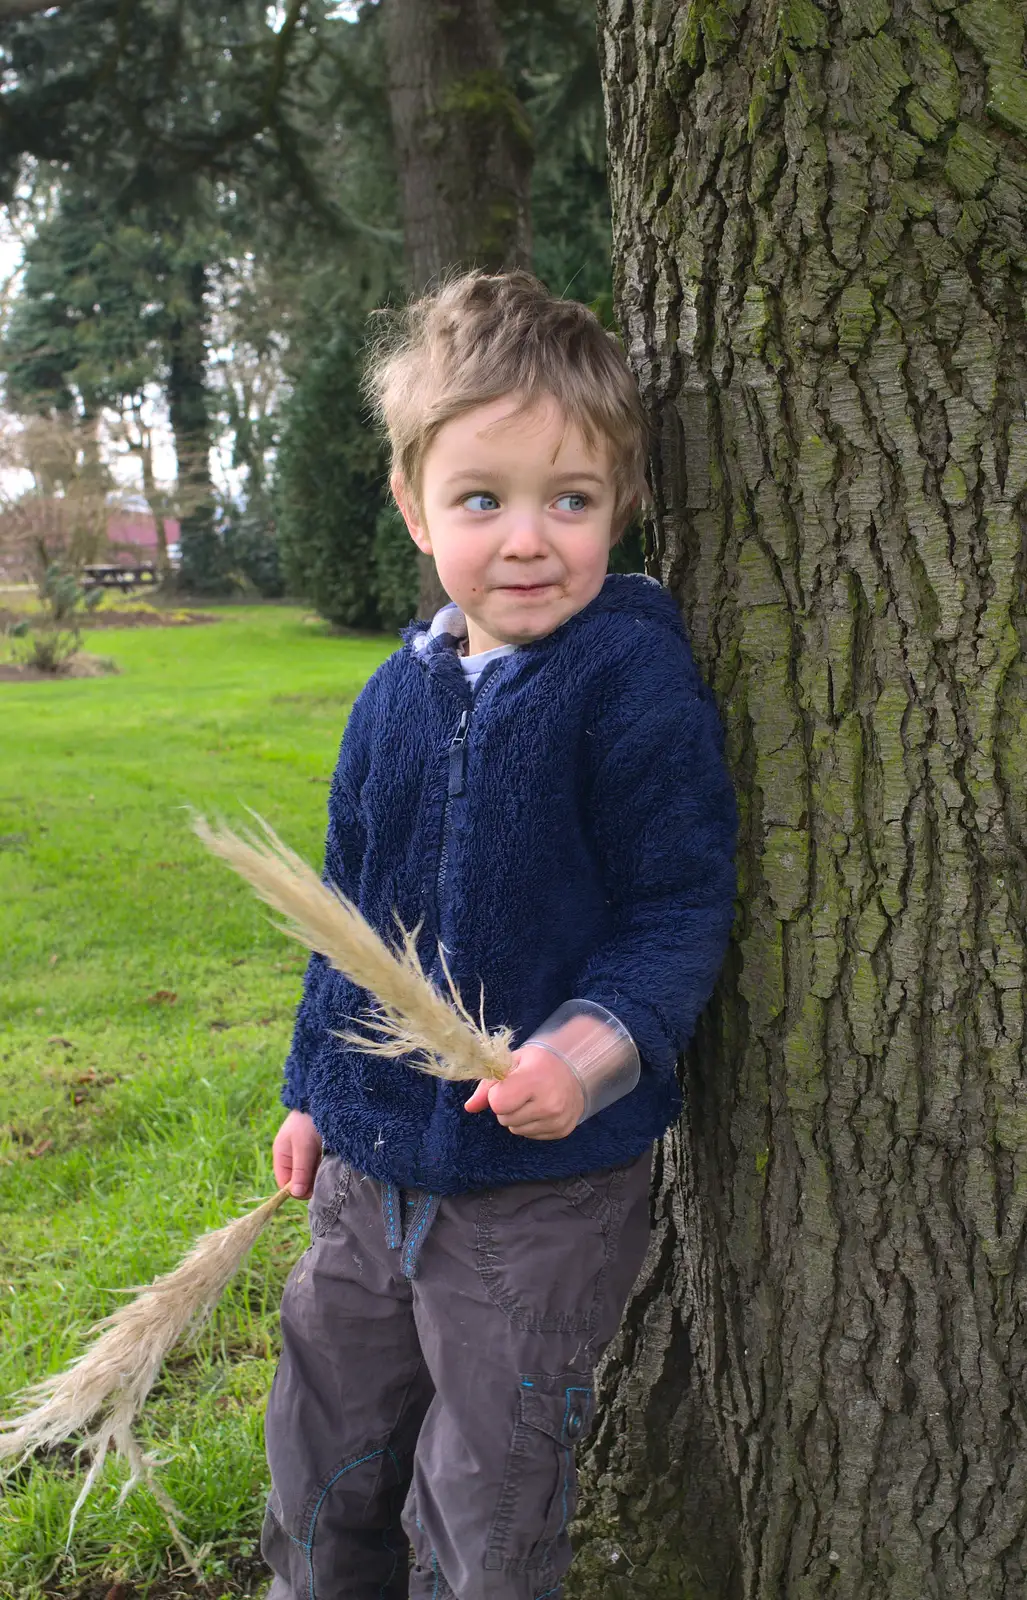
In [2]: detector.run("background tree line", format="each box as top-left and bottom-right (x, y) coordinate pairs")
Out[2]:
(0, 0), (639, 629)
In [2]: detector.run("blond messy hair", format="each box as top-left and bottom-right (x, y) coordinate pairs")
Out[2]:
(364, 270), (649, 531)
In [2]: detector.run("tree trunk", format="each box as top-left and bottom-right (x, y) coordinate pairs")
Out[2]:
(577, 3), (1027, 1597)
(167, 259), (219, 592)
(383, 0), (534, 617)
(133, 406), (171, 584)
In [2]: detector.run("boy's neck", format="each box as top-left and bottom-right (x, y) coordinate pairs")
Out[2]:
(465, 619), (513, 656)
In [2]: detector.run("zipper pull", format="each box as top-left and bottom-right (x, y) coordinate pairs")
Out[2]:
(448, 708), (470, 797)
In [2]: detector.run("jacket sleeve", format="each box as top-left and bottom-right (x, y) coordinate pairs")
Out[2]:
(281, 680), (378, 1113)
(572, 659), (738, 1083)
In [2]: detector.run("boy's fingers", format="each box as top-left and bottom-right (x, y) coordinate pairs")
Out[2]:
(486, 1077), (533, 1115)
(503, 1120), (563, 1140)
(272, 1113), (321, 1197)
(290, 1154), (317, 1198)
(272, 1142), (292, 1190)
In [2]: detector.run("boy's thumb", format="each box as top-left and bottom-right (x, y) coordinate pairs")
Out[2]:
(463, 1080), (492, 1113)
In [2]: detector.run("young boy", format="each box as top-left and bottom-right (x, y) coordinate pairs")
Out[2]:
(262, 271), (737, 1600)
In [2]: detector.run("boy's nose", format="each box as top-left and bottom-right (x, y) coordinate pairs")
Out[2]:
(500, 512), (549, 557)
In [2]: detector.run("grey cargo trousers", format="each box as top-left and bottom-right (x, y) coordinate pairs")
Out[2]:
(261, 1147), (653, 1600)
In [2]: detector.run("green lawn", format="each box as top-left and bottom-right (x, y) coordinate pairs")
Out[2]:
(0, 605), (395, 1599)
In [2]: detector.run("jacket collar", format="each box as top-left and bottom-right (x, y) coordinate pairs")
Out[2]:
(406, 601), (467, 661)
(402, 602), (473, 701)
(401, 572), (679, 695)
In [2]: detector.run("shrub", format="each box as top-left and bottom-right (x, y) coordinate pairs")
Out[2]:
(372, 504), (418, 632)
(275, 327), (387, 630)
(11, 562), (103, 673)
(220, 497), (285, 598)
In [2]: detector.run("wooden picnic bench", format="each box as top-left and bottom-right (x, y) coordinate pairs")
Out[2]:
(81, 562), (160, 592)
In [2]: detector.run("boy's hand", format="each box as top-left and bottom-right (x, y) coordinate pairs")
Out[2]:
(464, 1046), (585, 1140)
(273, 1110), (323, 1198)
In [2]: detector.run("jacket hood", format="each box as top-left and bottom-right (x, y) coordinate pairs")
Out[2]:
(401, 572), (682, 670)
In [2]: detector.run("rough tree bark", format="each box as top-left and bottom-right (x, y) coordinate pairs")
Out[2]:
(572, 3), (1027, 1597)
(383, 0), (534, 616)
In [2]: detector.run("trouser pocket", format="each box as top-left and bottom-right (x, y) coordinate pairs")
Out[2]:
(484, 1374), (594, 1574)
(475, 1168), (627, 1334)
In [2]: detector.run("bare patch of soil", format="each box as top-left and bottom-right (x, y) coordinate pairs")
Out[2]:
(45, 1554), (270, 1599)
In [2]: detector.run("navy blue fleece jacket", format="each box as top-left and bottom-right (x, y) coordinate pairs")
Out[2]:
(283, 572), (737, 1193)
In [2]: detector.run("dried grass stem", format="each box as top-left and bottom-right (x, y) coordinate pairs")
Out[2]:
(193, 814), (513, 1083)
(0, 1187), (291, 1568)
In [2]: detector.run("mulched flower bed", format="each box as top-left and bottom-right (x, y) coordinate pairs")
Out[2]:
(0, 607), (220, 631)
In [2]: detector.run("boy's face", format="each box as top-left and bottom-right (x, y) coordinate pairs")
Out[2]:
(393, 394), (620, 656)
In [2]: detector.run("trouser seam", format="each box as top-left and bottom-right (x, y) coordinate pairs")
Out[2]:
(302, 1448), (386, 1600)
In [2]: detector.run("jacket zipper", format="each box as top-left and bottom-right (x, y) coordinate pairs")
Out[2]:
(435, 661), (505, 945)
(448, 707), (471, 798)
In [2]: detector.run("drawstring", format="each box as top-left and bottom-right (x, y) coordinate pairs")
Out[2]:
(380, 1184), (441, 1278)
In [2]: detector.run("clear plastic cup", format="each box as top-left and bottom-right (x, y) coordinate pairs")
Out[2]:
(523, 999), (641, 1124)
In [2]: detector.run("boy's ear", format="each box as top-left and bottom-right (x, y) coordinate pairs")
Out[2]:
(391, 473), (432, 556)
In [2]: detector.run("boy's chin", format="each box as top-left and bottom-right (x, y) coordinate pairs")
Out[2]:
(497, 619), (564, 646)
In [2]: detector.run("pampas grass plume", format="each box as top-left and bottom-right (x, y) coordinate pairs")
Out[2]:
(0, 1186), (292, 1572)
(193, 813), (513, 1084)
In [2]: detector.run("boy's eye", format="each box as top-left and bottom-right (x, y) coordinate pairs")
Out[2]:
(554, 492), (589, 512)
(463, 492), (500, 512)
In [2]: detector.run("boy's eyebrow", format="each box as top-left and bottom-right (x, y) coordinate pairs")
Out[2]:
(441, 469), (609, 488)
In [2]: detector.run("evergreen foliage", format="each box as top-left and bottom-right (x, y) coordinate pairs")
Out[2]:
(1, 182), (230, 588)
(219, 498), (286, 599)
(372, 503), (420, 630)
(0, 0), (398, 596)
(274, 326), (390, 631)
(2, 186), (170, 415)
(0, 2), (327, 208)
(507, 0), (614, 305)
(269, 0), (641, 625)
